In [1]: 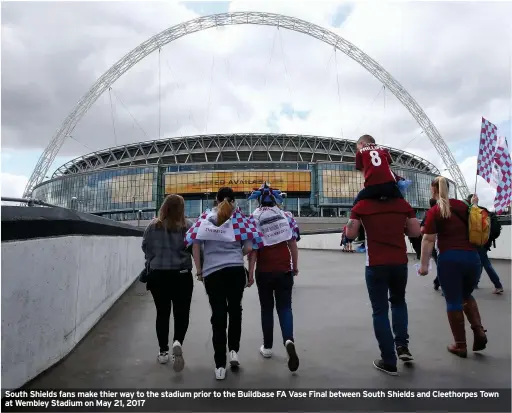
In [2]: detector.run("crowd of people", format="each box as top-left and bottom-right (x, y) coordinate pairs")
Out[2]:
(140, 133), (503, 379)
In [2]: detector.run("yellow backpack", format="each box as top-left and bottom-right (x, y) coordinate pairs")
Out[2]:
(460, 201), (491, 247)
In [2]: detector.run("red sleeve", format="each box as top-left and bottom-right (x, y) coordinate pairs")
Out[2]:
(423, 207), (438, 234)
(350, 208), (360, 220)
(355, 151), (363, 171)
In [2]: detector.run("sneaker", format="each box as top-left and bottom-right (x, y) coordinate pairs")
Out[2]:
(396, 346), (414, 362)
(373, 359), (398, 376)
(285, 340), (299, 372)
(157, 351), (169, 364)
(229, 350), (240, 368)
(259, 345), (273, 358)
(492, 288), (504, 295)
(172, 341), (184, 372)
(215, 367), (226, 380)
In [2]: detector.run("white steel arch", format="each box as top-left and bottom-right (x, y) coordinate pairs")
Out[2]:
(23, 11), (469, 198)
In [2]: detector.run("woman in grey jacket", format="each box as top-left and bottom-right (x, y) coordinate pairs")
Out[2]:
(142, 194), (193, 372)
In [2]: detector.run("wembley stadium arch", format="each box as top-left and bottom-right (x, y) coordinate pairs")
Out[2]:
(23, 11), (469, 199)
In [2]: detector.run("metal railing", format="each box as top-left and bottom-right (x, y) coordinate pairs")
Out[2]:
(1, 197), (59, 208)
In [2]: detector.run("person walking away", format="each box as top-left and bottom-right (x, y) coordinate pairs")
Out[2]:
(465, 194), (504, 294)
(346, 196), (421, 375)
(419, 199), (440, 290)
(353, 134), (405, 206)
(185, 187), (262, 380)
(247, 183), (300, 372)
(419, 178), (487, 358)
(141, 194), (194, 372)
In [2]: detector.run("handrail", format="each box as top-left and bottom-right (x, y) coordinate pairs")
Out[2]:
(1, 197), (59, 208)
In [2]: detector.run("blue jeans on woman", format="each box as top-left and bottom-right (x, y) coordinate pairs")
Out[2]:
(365, 264), (409, 367)
(256, 271), (294, 348)
(437, 250), (481, 311)
(476, 247), (503, 289)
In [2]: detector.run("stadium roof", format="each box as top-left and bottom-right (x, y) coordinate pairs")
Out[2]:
(52, 133), (440, 177)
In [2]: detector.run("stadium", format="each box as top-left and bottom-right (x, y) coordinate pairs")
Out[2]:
(31, 133), (457, 221)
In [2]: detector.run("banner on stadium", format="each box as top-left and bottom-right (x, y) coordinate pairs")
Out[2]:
(164, 171), (311, 195)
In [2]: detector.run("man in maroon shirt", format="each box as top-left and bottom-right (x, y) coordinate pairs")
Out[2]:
(346, 197), (421, 375)
(353, 134), (404, 206)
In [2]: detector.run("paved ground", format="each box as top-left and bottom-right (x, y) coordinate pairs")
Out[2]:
(27, 251), (510, 390)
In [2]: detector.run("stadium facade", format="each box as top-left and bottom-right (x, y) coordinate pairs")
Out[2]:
(32, 133), (456, 221)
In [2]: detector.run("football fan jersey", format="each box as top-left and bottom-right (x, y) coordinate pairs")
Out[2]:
(355, 143), (396, 187)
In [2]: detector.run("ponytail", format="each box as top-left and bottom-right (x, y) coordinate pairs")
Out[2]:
(216, 198), (233, 226)
(432, 176), (451, 219)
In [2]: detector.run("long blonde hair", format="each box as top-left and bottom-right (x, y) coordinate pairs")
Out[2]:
(215, 187), (235, 226)
(155, 194), (186, 231)
(431, 176), (451, 219)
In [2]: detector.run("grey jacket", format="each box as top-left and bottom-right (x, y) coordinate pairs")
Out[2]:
(142, 219), (193, 270)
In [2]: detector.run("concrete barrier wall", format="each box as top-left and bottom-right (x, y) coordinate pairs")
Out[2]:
(1, 235), (143, 390)
(298, 225), (512, 260)
(1, 206), (144, 390)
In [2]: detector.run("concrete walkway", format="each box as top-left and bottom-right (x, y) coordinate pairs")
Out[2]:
(26, 251), (510, 390)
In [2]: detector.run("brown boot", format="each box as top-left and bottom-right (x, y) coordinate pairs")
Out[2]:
(446, 311), (467, 358)
(463, 298), (488, 351)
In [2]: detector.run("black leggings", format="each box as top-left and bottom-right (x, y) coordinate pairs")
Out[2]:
(148, 270), (194, 352)
(204, 266), (246, 368)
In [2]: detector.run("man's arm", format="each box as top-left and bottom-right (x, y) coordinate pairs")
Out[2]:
(345, 218), (361, 240)
(405, 217), (421, 238)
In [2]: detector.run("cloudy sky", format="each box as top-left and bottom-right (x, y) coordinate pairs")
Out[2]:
(1, 1), (511, 208)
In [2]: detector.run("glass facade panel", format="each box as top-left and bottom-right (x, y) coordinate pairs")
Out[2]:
(32, 167), (157, 213)
(31, 161), (454, 221)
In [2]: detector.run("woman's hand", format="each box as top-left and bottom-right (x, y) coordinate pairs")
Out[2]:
(196, 272), (203, 282)
(293, 269), (299, 276)
(246, 273), (254, 287)
(418, 264), (429, 276)
(471, 194), (479, 205)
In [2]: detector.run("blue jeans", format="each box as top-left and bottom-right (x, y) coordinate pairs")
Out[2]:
(365, 264), (409, 366)
(476, 247), (503, 289)
(256, 272), (294, 348)
(438, 250), (480, 311)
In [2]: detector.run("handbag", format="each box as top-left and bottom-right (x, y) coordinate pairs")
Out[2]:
(139, 262), (151, 283)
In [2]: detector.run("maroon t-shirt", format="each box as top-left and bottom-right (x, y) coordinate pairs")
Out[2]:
(423, 199), (475, 253)
(350, 198), (416, 266)
(355, 143), (395, 187)
(256, 241), (293, 273)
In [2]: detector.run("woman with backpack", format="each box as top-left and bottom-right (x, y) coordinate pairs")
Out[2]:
(419, 177), (488, 358)
(141, 194), (194, 372)
(466, 194), (504, 294)
(185, 187), (263, 380)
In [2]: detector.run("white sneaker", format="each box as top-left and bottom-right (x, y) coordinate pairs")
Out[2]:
(172, 341), (185, 372)
(229, 350), (240, 367)
(157, 351), (169, 364)
(215, 367), (226, 380)
(259, 345), (272, 358)
(285, 340), (299, 372)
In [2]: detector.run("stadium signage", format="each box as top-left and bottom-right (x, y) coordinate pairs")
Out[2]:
(164, 171), (311, 195)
